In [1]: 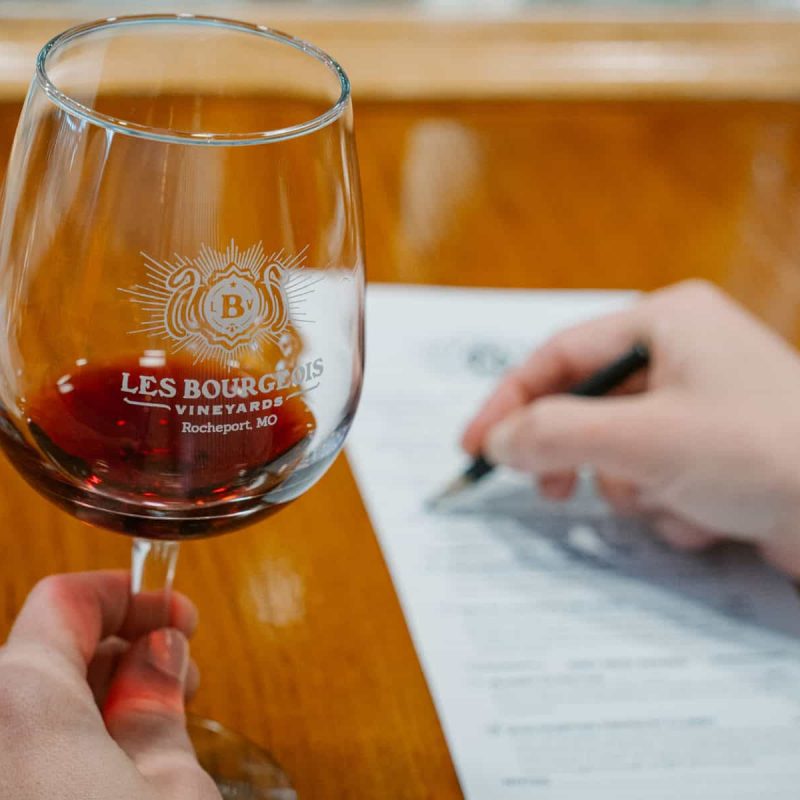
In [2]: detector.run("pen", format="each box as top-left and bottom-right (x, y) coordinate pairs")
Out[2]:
(427, 341), (651, 510)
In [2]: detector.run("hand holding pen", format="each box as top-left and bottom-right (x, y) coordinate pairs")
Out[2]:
(430, 342), (650, 506)
(448, 281), (800, 577)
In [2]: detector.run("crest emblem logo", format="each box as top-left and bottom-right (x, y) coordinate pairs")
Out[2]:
(121, 241), (313, 364)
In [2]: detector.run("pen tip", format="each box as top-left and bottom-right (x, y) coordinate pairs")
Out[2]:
(425, 475), (472, 512)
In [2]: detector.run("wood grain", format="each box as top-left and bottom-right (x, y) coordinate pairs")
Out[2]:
(2, 94), (800, 798)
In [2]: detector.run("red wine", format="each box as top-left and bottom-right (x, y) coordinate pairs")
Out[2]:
(0, 358), (323, 538)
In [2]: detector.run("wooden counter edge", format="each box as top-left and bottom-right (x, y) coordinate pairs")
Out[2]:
(5, 11), (800, 100)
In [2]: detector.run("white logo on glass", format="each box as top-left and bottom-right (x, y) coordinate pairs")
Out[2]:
(120, 241), (312, 364)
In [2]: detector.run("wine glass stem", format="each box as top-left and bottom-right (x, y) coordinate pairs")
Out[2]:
(131, 537), (180, 627)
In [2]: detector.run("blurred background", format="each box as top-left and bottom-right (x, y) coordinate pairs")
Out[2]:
(4, 0), (800, 337)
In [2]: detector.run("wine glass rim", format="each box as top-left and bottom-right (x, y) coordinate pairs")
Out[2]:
(35, 13), (352, 146)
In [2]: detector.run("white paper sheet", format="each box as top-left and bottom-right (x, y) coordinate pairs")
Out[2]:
(347, 284), (800, 800)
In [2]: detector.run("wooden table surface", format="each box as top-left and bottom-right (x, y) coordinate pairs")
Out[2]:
(2, 95), (800, 799)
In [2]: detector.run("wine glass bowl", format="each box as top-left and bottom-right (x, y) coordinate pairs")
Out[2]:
(0, 14), (364, 540)
(0, 15), (365, 796)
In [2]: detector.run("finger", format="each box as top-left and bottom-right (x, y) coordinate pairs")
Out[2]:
(652, 515), (720, 551)
(612, 370), (648, 396)
(88, 637), (129, 707)
(462, 372), (537, 456)
(7, 571), (197, 678)
(104, 629), (217, 798)
(185, 659), (200, 702)
(485, 394), (680, 485)
(538, 471), (577, 501)
(595, 473), (641, 514)
(89, 641), (201, 709)
(462, 307), (647, 454)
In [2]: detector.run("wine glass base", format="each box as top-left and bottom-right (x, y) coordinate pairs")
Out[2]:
(188, 715), (297, 800)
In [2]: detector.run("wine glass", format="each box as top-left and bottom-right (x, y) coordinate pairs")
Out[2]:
(0, 14), (364, 798)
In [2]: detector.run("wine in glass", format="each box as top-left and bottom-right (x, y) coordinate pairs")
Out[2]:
(0, 14), (364, 797)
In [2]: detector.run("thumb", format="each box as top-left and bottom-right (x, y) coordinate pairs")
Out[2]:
(103, 628), (217, 798)
(484, 394), (680, 484)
